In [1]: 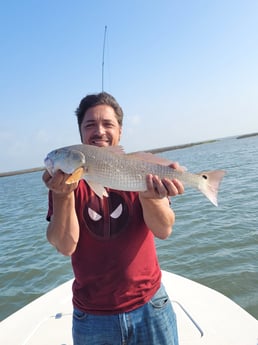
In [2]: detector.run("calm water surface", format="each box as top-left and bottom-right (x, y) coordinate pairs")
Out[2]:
(0, 136), (257, 321)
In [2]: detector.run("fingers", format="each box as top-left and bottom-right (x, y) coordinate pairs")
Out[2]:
(144, 174), (184, 199)
(42, 169), (78, 195)
(145, 174), (165, 199)
(168, 162), (186, 172)
(42, 169), (52, 184)
(162, 178), (184, 196)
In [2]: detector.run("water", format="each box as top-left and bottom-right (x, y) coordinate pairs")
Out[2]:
(0, 136), (257, 321)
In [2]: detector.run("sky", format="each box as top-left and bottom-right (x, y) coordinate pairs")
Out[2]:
(0, 0), (258, 172)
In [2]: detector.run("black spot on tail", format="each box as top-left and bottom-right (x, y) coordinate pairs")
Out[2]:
(202, 175), (208, 180)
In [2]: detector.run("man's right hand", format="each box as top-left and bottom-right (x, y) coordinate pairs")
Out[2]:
(42, 170), (78, 195)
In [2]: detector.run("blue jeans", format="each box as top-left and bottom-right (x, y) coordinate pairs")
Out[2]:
(72, 284), (178, 345)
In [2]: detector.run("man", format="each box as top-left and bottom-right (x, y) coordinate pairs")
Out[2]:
(43, 92), (184, 345)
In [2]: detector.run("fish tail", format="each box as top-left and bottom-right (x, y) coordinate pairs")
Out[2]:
(197, 170), (226, 206)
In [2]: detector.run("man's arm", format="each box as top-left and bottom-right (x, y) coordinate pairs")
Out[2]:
(138, 195), (175, 239)
(43, 170), (79, 256)
(138, 163), (184, 239)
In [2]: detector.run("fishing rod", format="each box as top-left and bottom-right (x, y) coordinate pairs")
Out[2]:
(102, 25), (107, 91)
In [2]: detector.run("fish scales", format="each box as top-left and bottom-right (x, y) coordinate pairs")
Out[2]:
(82, 149), (148, 191)
(44, 144), (226, 206)
(86, 155), (196, 191)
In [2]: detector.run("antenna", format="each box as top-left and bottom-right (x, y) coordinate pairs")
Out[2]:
(102, 25), (107, 91)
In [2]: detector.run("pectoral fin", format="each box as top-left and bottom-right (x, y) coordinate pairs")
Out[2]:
(87, 181), (109, 199)
(65, 167), (85, 184)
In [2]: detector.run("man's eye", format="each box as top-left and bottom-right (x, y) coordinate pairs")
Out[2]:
(105, 123), (115, 128)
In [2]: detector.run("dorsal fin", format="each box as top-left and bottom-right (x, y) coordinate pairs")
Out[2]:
(99, 145), (125, 155)
(126, 151), (172, 166)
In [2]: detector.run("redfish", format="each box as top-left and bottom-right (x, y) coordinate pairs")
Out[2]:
(44, 144), (226, 206)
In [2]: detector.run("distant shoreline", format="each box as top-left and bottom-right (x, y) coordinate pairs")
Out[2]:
(0, 139), (216, 178)
(146, 139), (217, 154)
(236, 132), (258, 139)
(1, 133), (257, 178)
(0, 167), (45, 178)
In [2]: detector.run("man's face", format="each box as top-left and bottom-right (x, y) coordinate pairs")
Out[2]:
(80, 105), (122, 147)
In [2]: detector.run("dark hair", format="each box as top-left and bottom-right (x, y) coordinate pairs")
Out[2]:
(75, 92), (124, 130)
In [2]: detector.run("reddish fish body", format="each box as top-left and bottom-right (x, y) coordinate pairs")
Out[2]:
(44, 144), (226, 206)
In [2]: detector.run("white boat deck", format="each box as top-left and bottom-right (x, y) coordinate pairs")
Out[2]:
(1, 271), (258, 345)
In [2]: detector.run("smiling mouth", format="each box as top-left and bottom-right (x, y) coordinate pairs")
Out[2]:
(91, 139), (110, 146)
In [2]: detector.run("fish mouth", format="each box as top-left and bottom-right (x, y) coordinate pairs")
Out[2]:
(44, 156), (54, 175)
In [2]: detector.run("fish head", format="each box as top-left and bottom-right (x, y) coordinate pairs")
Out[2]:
(44, 148), (86, 176)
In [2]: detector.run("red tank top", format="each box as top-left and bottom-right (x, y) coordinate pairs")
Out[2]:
(47, 180), (161, 314)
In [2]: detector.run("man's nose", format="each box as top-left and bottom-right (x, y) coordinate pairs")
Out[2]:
(95, 124), (105, 135)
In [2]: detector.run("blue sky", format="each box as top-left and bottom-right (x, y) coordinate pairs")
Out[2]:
(1, 0), (258, 172)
